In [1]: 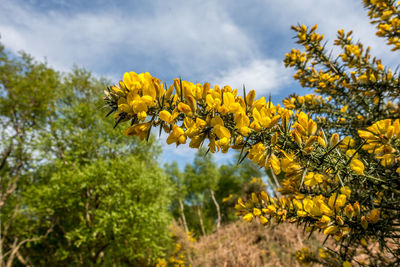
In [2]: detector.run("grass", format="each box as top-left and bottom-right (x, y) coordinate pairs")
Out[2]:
(174, 220), (329, 267)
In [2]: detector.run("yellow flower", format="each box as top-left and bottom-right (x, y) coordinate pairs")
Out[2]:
(234, 112), (251, 136)
(166, 125), (187, 145)
(304, 172), (324, 187)
(269, 154), (281, 175)
(297, 210), (307, 217)
(361, 216), (368, 229)
(350, 159), (365, 175)
(123, 123), (151, 140)
(344, 204), (354, 219)
(329, 133), (340, 147)
(123, 71), (140, 90)
(296, 112), (317, 137)
(319, 201), (334, 216)
(218, 92), (242, 115)
(111, 83), (127, 97)
(340, 186), (351, 197)
(260, 191), (270, 203)
(206, 93), (221, 110)
(243, 213), (254, 222)
(248, 143), (266, 166)
(361, 238), (368, 247)
(293, 199), (303, 210)
(339, 136), (355, 150)
(328, 193), (347, 210)
(292, 130), (302, 146)
(319, 249), (329, 259)
(320, 215), (331, 224)
(318, 135), (326, 147)
(353, 201), (361, 216)
(251, 193), (259, 204)
(336, 215), (344, 225)
(251, 108), (280, 130)
(159, 110), (178, 124)
(324, 225), (338, 235)
(280, 153), (300, 175)
(259, 215), (268, 225)
(189, 134), (206, 149)
(222, 194), (234, 203)
(253, 208), (261, 216)
(377, 153), (395, 167)
(183, 117), (199, 138)
(366, 208), (380, 224)
(246, 90), (256, 107)
(262, 205), (277, 215)
(177, 102), (192, 115)
(214, 125), (230, 139)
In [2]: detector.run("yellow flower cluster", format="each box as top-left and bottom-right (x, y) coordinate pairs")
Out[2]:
(235, 186), (382, 242)
(105, 3), (400, 264)
(363, 0), (400, 51)
(156, 242), (188, 267)
(359, 119), (400, 171)
(104, 71), (394, 240)
(107, 71), (296, 156)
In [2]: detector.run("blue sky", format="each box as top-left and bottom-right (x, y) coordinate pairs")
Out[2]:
(1, 0), (396, 168)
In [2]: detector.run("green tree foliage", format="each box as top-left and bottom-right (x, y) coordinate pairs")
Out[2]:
(0, 45), (172, 266)
(184, 148), (220, 235)
(28, 157), (171, 266)
(216, 155), (264, 222)
(166, 149), (264, 237)
(165, 162), (191, 235)
(0, 43), (60, 267)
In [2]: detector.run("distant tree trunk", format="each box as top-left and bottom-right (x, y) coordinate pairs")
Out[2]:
(209, 189), (221, 230)
(269, 167), (281, 196)
(178, 198), (193, 265)
(197, 206), (206, 236)
(178, 198), (189, 234)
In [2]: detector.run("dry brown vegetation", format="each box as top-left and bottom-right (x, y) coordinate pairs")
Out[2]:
(174, 220), (328, 267)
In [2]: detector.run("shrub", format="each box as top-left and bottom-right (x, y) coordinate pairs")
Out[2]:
(104, 1), (400, 265)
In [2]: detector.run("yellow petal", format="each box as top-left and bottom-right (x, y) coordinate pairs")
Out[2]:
(213, 125), (231, 140)
(259, 215), (268, 225)
(253, 208), (261, 216)
(243, 213), (254, 222)
(350, 159), (365, 175)
(324, 225), (338, 235)
(159, 110), (172, 123)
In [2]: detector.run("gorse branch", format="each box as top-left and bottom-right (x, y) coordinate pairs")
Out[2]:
(104, 1), (400, 266)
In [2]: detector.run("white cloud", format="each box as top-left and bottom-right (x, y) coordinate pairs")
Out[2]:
(0, 0), (258, 80)
(2, 0), (398, 167)
(210, 59), (290, 96)
(259, 0), (397, 67)
(2, 0), (393, 91)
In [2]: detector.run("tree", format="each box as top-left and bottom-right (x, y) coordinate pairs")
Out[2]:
(104, 1), (400, 265)
(30, 68), (172, 266)
(215, 153), (264, 223)
(28, 157), (172, 266)
(167, 151), (263, 237)
(0, 44), (60, 266)
(182, 148), (220, 235)
(165, 162), (190, 234)
(1, 48), (173, 266)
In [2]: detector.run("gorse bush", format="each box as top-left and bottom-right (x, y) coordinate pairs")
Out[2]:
(104, 0), (400, 266)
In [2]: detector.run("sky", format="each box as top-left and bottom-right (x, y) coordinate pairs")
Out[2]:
(0, 0), (397, 168)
